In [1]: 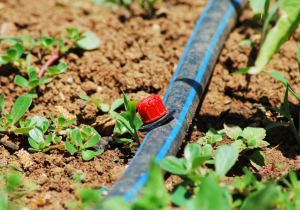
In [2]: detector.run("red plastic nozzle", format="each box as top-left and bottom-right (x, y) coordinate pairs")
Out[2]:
(137, 95), (167, 124)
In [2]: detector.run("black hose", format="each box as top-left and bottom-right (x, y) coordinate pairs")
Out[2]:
(105, 0), (248, 201)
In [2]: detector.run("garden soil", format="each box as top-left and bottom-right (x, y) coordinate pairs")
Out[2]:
(0, 0), (300, 209)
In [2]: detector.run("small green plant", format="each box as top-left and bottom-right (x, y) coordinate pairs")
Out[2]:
(69, 187), (102, 209)
(65, 126), (103, 161)
(197, 128), (223, 146)
(0, 43), (24, 70)
(45, 62), (68, 76)
(110, 92), (142, 147)
(0, 95), (34, 134)
(14, 66), (52, 98)
(27, 113), (76, 152)
(0, 171), (37, 210)
(79, 94), (110, 113)
(72, 173), (87, 183)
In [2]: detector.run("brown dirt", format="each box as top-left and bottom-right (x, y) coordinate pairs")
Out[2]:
(0, 0), (208, 209)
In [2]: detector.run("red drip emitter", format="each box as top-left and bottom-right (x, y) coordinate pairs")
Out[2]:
(137, 95), (175, 131)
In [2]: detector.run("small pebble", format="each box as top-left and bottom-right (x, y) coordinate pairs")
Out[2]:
(67, 78), (73, 84)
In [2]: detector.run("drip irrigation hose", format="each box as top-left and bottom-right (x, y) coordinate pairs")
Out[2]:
(105, 0), (248, 201)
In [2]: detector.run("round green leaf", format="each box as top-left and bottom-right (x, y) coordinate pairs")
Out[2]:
(76, 31), (101, 50)
(82, 150), (95, 161)
(215, 145), (238, 178)
(65, 142), (78, 153)
(85, 134), (100, 148)
(29, 128), (44, 143)
(14, 75), (29, 87)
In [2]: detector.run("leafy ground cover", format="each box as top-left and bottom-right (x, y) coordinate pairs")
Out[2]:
(1, 0), (300, 209)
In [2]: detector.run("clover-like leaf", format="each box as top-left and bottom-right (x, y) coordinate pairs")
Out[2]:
(75, 31), (101, 50)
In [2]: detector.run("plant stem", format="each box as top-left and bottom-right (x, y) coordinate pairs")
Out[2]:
(38, 51), (60, 78)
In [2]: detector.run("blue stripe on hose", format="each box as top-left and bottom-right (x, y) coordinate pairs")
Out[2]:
(122, 0), (215, 175)
(163, 0), (215, 104)
(123, 0), (241, 202)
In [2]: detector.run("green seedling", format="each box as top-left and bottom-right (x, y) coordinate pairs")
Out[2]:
(223, 125), (269, 171)
(27, 113), (76, 153)
(79, 94), (132, 137)
(72, 173), (86, 183)
(110, 92), (142, 147)
(197, 128), (223, 146)
(0, 95), (33, 134)
(79, 94), (110, 113)
(69, 187), (102, 210)
(14, 66), (52, 98)
(45, 62), (68, 76)
(65, 126), (103, 161)
(28, 128), (52, 153)
(38, 36), (57, 50)
(159, 144), (238, 185)
(0, 43), (24, 69)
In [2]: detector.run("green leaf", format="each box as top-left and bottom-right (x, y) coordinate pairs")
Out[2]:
(249, 0), (265, 13)
(14, 43), (24, 59)
(62, 118), (76, 127)
(14, 75), (29, 87)
(28, 67), (37, 81)
(28, 79), (40, 88)
(191, 155), (212, 169)
(0, 55), (9, 64)
(58, 114), (66, 125)
(14, 127), (34, 135)
(49, 113), (57, 125)
(85, 134), (100, 148)
(42, 36), (56, 48)
(5, 38), (17, 46)
(231, 139), (247, 152)
(94, 149), (103, 155)
(75, 31), (101, 50)
(28, 138), (39, 149)
(238, 39), (255, 46)
(171, 184), (190, 207)
(252, 0), (300, 74)
(224, 124), (242, 140)
(0, 193), (8, 210)
(110, 98), (124, 112)
(0, 93), (4, 114)
(110, 112), (134, 135)
(249, 150), (266, 171)
(81, 150), (95, 161)
(184, 143), (201, 166)
(231, 67), (251, 75)
(122, 91), (129, 111)
(65, 142), (78, 153)
(240, 183), (277, 210)
(215, 145), (239, 178)
(114, 137), (133, 143)
(159, 156), (187, 176)
(186, 173), (230, 210)
(6, 48), (17, 59)
(45, 132), (53, 146)
(29, 128), (44, 143)
(71, 129), (82, 146)
(202, 144), (213, 157)
(26, 89), (37, 98)
(10, 96), (32, 124)
(242, 127), (266, 143)
(26, 54), (32, 68)
(113, 119), (129, 135)
(127, 100), (138, 128)
(133, 156), (170, 209)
